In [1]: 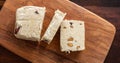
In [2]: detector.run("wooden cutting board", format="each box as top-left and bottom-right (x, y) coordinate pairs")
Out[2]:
(0, 0), (116, 63)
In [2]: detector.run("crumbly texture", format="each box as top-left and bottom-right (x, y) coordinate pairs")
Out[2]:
(60, 20), (85, 53)
(15, 6), (46, 41)
(41, 9), (66, 44)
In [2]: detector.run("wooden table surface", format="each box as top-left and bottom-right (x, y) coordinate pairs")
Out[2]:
(0, 0), (120, 63)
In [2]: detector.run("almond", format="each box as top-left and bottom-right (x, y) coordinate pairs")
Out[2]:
(67, 43), (73, 47)
(76, 46), (80, 49)
(67, 37), (74, 41)
(63, 26), (66, 29)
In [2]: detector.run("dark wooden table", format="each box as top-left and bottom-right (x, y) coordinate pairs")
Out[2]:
(0, 0), (120, 63)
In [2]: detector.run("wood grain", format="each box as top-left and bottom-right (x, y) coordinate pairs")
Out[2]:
(70, 0), (120, 7)
(0, 0), (116, 63)
(0, 0), (4, 6)
(0, 46), (30, 63)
